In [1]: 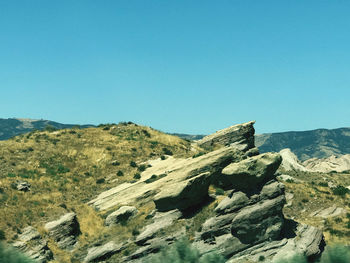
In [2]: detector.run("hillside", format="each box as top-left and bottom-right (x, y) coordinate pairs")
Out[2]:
(255, 127), (350, 161)
(0, 121), (348, 263)
(0, 118), (94, 140)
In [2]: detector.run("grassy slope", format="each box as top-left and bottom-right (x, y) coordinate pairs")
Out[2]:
(0, 123), (197, 262)
(281, 170), (350, 245)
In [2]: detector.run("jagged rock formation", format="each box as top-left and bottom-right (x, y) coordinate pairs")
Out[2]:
(303, 154), (350, 173)
(89, 145), (252, 212)
(279, 148), (309, 172)
(44, 212), (81, 250)
(85, 121), (325, 263)
(12, 226), (53, 263)
(197, 121), (255, 150)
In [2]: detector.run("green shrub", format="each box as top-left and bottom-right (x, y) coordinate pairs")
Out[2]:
(192, 152), (205, 158)
(44, 125), (57, 132)
(146, 238), (225, 263)
(320, 245), (350, 263)
(96, 178), (105, 184)
(0, 230), (5, 240)
(332, 185), (349, 196)
(160, 155), (166, 160)
(0, 242), (35, 263)
(138, 165), (147, 172)
(162, 148), (173, 155)
(117, 170), (124, 177)
(215, 188), (225, 195)
(130, 161), (137, 168)
(133, 173), (141, 180)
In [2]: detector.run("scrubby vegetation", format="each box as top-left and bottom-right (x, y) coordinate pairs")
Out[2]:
(0, 123), (197, 262)
(0, 242), (34, 263)
(146, 238), (225, 263)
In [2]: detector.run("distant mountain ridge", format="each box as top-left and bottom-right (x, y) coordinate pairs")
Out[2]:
(255, 127), (350, 161)
(0, 118), (94, 140)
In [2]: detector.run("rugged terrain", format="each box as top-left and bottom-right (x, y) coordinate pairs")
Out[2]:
(255, 127), (350, 161)
(0, 121), (348, 262)
(0, 118), (93, 141)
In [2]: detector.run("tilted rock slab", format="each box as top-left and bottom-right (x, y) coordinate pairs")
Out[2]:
(197, 121), (255, 149)
(44, 212), (81, 250)
(84, 241), (124, 262)
(89, 146), (246, 212)
(12, 226), (53, 263)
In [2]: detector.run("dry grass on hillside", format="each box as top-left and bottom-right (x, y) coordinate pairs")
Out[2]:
(0, 123), (199, 262)
(281, 170), (350, 245)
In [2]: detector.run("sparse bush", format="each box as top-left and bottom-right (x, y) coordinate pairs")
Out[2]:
(44, 125), (57, 132)
(162, 148), (173, 155)
(160, 155), (166, 160)
(192, 152), (205, 158)
(320, 245), (350, 263)
(0, 230), (5, 240)
(117, 170), (124, 177)
(215, 188), (225, 195)
(130, 161), (137, 168)
(318, 182), (328, 187)
(133, 173), (141, 180)
(259, 255), (265, 261)
(96, 178), (105, 184)
(0, 242), (34, 262)
(332, 185), (349, 196)
(146, 238), (225, 263)
(138, 164), (147, 172)
(145, 174), (158, 184)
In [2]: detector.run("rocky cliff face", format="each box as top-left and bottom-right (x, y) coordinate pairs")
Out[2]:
(12, 121), (325, 262)
(86, 121), (325, 262)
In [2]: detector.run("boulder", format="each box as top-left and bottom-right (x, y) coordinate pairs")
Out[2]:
(220, 153), (282, 191)
(84, 241), (124, 262)
(230, 195), (286, 244)
(279, 148), (309, 172)
(214, 191), (249, 215)
(105, 206), (138, 226)
(44, 212), (80, 250)
(16, 181), (31, 192)
(197, 121), (255, 150)
(13, 226), (53, 263)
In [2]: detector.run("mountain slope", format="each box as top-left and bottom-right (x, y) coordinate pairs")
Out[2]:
(0, 118), (94, 140)
(255, 127), (350, 161)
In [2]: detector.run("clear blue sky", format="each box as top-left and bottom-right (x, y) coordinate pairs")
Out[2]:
(1, 1), (349, 134)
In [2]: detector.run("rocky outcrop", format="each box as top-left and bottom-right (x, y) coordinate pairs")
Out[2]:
(87, 121), (325, 263)
(303, 154), (350, 173)
(135, 209), (182, 245)
(219, 153), (282, 191)
(12, 226), (53, 263)
(197, 121), (255, 150)
(84, 241), (124, 262)
(279, 148), (309, 172)
(16, 181), (31, 192)
(44, 212), (80, 250)
(89, 145), (247, 212)
(105, 206), (138, 226)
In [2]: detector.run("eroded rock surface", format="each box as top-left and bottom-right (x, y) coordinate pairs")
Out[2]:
(84, 241), (124, 262)
(44, 212), (80, 250)
(12, 226), (53, 263)
(86, 121), (325, 263)
(197, 121), (255, 150)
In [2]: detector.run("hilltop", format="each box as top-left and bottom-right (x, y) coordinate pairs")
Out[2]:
(255, 127), (350, 161)
(0, 118), (94, 140)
